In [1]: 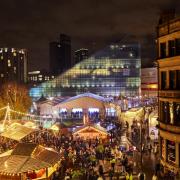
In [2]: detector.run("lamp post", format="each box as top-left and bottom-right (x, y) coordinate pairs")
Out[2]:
(137, 120), (143, 171)
(138, 107), (145, 171)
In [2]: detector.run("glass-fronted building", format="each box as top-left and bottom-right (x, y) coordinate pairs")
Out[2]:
(30, 43), (141, 99)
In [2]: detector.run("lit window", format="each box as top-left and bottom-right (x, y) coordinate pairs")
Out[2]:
(13, 52), (16, 56)
(8, 60), (11, 67)
(1, 56), (3, 60)
(0, 74), (4, 77)
(129, 53), (133, 57)
(5, 48), (8, 52)
(14, 67), (16, 73)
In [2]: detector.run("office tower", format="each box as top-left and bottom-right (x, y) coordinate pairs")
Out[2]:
(49, 34), (71, 75)
(74, 48), (88, 64)
(49, 42), (61, 75)
(0, 48), (28, 84)
(157, 12), (180, 172)
(60, 34), (71, 70)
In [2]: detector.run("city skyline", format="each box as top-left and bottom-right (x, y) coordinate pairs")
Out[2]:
(0, 0), (179, 71)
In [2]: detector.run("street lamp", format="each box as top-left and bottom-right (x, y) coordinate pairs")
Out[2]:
(137, 121), (143, 171)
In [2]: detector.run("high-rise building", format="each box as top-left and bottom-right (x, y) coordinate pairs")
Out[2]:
(49, 34), (71, 75)
(30, 43), (141, 99)
(60, 34), (71, 70)
(157, 12), (180, 173)
(74, 48), (88, 64)
(49, 42), (61, 75)
(0, 48), (28, 84)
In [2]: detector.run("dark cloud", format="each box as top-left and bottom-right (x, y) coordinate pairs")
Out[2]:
(0, 0), (179, 70)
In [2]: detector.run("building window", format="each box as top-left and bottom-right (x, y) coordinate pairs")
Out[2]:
(167, 140), (176, 164)
(174, 103), (180, 125)
(8, 59), (11, 67)
(160, 42), (166, 58)
(14, 67), (16, 74)
(168, 40), (175, 57)
(164, 102), (170, 124)
(177, 70), (180, 90)
(169, 71), (176, 90)
(161, 71), (167, 90)
(175, 38), (180, 55)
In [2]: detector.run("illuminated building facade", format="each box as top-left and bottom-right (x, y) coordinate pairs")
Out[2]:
(157, 13), (180, 172)
(30, 43), (141, 99)
(0, 48), (28, 84)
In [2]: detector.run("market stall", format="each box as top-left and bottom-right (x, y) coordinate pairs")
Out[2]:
(73, 124), (108, 140)
(0, 123), (36, 141)
(0, 143), (61, 180)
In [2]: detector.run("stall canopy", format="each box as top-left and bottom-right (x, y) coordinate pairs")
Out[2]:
(0, 143), (61, 174)
(73, 124), (108, 139)
(55, 92), (108, 109)
(0, 123), (36, 141)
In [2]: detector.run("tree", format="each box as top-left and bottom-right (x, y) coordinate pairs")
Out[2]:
(0, 82), (32, 118)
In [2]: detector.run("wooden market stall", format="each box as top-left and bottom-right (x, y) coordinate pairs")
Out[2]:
(0, 143), (61, 180)
(73, 124), (108, 140)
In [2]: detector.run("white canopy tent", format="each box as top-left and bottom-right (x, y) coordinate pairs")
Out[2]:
(0, 123), (36, 141)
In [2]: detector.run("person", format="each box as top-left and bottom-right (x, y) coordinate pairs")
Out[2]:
(129, 172), (133, 180)
(138, 172), (146, 180)
(98, 165), (104, 177)
(97, 175), (103, 180)
(109, 167), (114, 180)
(110, 157), (116, 171)
(125, 172), (130, 180)
(147, 143), (152, 155)
(152, 173), (158, 180)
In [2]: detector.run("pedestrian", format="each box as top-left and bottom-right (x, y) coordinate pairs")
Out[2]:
(98, 165), (104, 177)
(109, 167), (114, 180)
(110, 157), (116, 171)
(147, 143), (152, 154)
(138, 172), (146, 180)
(129, 172), (133, 180)
(152, 173), (158, 180)
(97, 175), (103, 180)
(125, 171), (130, 180)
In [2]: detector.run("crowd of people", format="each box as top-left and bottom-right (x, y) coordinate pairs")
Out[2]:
(0, 112), (165, 180)
(0, 119), (137, 179)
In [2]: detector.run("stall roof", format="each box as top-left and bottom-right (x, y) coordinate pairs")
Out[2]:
(0, 123), (36, 141)
(55, 93), (108, 109)
(0, 143), (61, 174)
(73, 124), (108, 135)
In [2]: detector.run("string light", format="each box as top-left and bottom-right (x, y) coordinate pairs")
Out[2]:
(0, 105), (56, 131)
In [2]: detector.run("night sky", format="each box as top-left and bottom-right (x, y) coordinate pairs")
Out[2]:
(0, 0), (179, 71)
